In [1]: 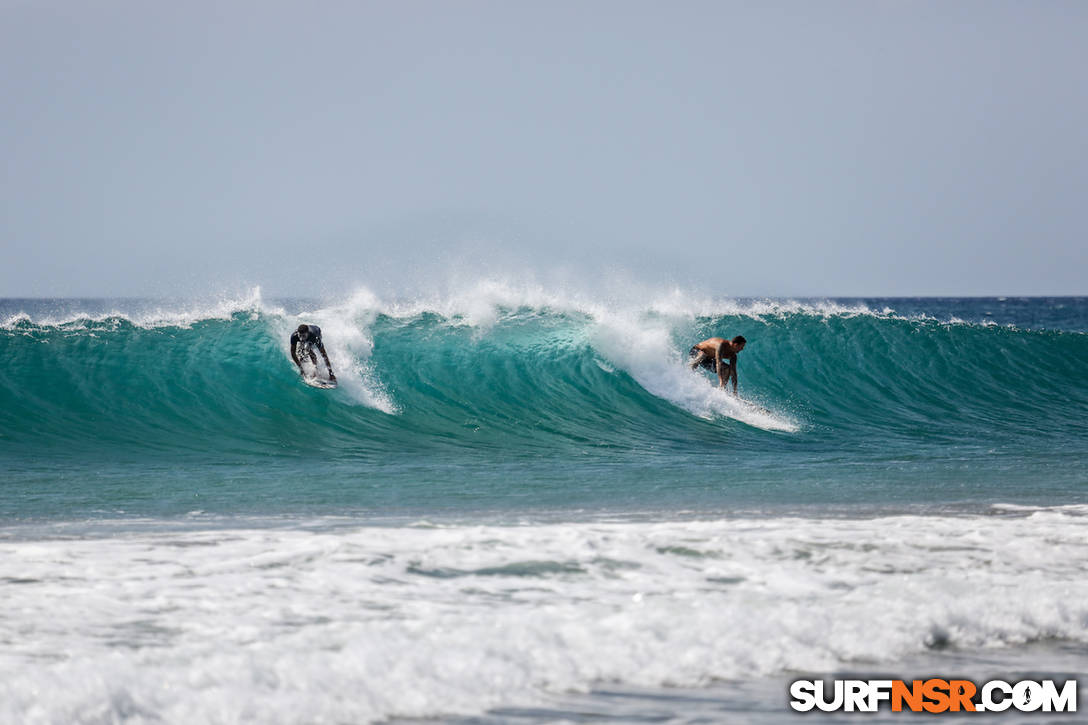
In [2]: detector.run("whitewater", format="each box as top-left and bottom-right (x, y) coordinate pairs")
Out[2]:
(1, 287), (1086, 723)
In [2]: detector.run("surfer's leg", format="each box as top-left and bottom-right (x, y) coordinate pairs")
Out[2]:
(688, 349), (708, 370)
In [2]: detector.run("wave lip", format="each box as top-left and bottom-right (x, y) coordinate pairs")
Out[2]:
(0, 287), (277, 330)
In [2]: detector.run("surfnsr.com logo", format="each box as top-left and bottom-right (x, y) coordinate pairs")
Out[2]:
(789, 678), (1078, 713)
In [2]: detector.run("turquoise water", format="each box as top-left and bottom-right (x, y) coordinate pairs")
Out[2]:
(2, 295), (1086, 519)
(2, 292), (1087, 724)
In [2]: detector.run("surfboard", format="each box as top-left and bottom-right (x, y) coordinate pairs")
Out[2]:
(301, 374), (337, 389)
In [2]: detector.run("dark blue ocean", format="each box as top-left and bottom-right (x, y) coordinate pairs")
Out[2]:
(1, 291), (1085, 723)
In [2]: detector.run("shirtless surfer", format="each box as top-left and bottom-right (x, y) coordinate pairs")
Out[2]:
(688, 336), (746, 394)
(290, 324), (336, 382)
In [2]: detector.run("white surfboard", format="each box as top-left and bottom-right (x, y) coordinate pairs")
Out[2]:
(302, 375), (337, 389)
(300, 372), (337, 389)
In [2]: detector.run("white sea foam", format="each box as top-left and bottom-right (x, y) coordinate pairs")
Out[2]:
(5, 275), (1061, 341)
(1, 280), (1000, 332)
(2, 509), (1085, 724)
(368, 279), (884, 325)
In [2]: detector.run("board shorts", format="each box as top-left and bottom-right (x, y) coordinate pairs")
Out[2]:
(689, 346), (716, 372)
(689, 346), (730, 373)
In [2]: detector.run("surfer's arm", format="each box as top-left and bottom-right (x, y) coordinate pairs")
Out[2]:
(729, 355), (738, 394)
(715, 344), (727, 389)
(317, 343), (336, 380)
(289, 335), (302, 371)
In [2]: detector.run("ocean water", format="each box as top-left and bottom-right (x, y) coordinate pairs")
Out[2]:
(1, 288), (1086, 723)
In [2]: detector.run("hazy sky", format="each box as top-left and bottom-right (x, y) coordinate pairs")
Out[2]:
(2, 0), (1085, 297)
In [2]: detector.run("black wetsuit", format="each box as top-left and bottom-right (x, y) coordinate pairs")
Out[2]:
(290, 325), (323, 355)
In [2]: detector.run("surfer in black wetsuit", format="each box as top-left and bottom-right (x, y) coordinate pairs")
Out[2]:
(688, 335), (746, 394)
(290, 324), (336, 381)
